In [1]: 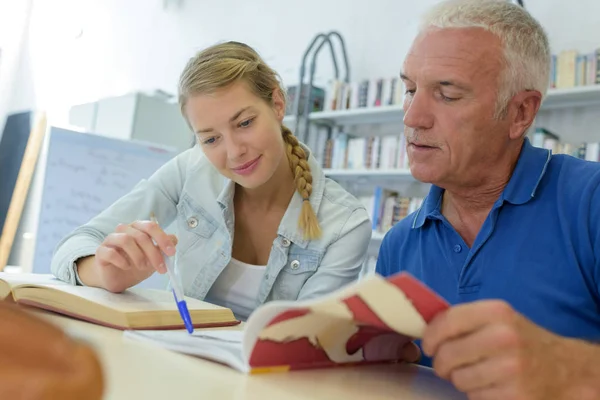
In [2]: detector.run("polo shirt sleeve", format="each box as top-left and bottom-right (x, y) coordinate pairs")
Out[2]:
(375, 230), (394, 277)
(592, 181), (600, 297)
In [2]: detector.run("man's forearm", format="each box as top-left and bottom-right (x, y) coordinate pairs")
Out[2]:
(564, 337), (600, 400)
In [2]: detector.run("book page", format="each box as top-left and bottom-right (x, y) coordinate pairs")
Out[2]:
(258, 299), (364, 364)
(244, 273), (449, 371)
(0, 272), (65, 300)
(250, 276), (424, 368)
(123, 329), (247, 372)
(242, 274), (390, 350)
(0, 272), (66, 289)
(19, 285), (225, 313)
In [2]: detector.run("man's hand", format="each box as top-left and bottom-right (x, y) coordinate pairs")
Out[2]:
(0, 302), (104, 400)
(422, 300), (600, 400)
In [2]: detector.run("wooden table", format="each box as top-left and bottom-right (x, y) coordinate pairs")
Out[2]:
(31, 310), (466, 400)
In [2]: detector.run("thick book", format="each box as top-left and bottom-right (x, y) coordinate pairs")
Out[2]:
(0, 272), (239, 330)
(124, 272), (449, 373)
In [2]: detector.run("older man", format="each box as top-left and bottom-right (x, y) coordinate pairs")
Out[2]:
(376, 0), (600, 398)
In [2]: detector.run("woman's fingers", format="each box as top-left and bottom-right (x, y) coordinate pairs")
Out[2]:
(130, 220), (176, 256)
(98, 221), (175, 274)
(95, 245), (129, 270)
(102, 232), (146, 269)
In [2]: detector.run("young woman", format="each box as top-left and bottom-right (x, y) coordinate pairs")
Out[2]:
(51, 41), (371, 320)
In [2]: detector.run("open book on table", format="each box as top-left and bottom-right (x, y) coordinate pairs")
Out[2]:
(124, 272), (449, 373)
(0, 272), (239, 330)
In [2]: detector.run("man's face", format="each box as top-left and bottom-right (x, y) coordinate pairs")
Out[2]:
(401, 27), (512, 188)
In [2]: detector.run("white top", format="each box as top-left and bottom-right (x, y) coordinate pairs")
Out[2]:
(204, 257), (266, 320)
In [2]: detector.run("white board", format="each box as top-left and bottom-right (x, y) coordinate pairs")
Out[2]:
(31, 126), (177, 281)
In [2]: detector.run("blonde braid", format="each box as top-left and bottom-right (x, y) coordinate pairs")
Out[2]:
(282, 126), (322, 240)
(177, 41), (321, 239)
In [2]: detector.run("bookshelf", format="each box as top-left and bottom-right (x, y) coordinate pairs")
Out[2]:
(289, 85), (600, 260)
(283, 104), (403, 126)
(284, 84), (600, 127)
(323, 168), (413, 180)
(541, 85), (600, 110)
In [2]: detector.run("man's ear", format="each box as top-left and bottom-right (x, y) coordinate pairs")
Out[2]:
(508, 90), (542, 140)
(272, 88), (286, 122)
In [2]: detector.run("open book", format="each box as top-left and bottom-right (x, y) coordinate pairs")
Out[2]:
(124, 272), (449, 373)
(0, 272), (239, 330)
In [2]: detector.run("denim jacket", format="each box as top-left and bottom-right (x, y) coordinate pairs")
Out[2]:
(51, 144), (372, 308)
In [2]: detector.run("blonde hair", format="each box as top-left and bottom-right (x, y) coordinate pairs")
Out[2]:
(420, 0), (551, 119)
(178, 41), (322, 240)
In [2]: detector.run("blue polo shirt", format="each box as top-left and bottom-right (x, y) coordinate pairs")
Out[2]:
(376, 138), (600, 367)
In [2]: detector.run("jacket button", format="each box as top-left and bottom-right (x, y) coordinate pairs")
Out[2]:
(290, 260), (300, 270)
(187, 217), (198, 228)
(282, 238), (291, 247)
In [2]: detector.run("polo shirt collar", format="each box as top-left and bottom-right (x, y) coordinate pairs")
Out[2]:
(412, 138), (552, 229)
(501, 137), (552, 205)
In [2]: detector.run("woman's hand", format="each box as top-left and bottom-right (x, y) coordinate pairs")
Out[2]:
(77, 220), (177, 292)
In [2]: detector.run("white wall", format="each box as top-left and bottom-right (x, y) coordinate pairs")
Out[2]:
(2, 0), (599, 141)
(11, 0), (600, 120)
(0, 0), (33, 136)
(5, 0), (600, 268)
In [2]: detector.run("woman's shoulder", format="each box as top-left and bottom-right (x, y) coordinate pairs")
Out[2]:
(170, 145), (210, 173)
(164, 145), (222, 183)
(314, 173), (370, 235)
(313, 176), (371, 254)
(320, 177), (366, 211)
(153, 145), (227, 207)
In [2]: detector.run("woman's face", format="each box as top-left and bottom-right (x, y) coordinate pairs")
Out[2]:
(185, 81), (287, 189)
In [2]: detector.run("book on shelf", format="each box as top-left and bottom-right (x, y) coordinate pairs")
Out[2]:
(323, 132), (409, 170)
(532, 127), (600, 162)
(550, 49), (600, 89)
(124, 271), (449, 374)
(297, 57), (600, 117)
(0, 272), (239, 330)
(323, 77), (405, 112)
(359, 189), (424, 235)
(284, 84), (326, 115)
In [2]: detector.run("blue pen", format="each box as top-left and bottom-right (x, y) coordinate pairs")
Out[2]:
(150, 214), (194, 334)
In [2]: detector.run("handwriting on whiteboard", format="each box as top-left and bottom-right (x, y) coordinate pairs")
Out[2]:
(32, 127), (175, 273)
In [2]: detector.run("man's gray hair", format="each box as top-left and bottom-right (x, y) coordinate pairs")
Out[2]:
(419, 0), (551, 118)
